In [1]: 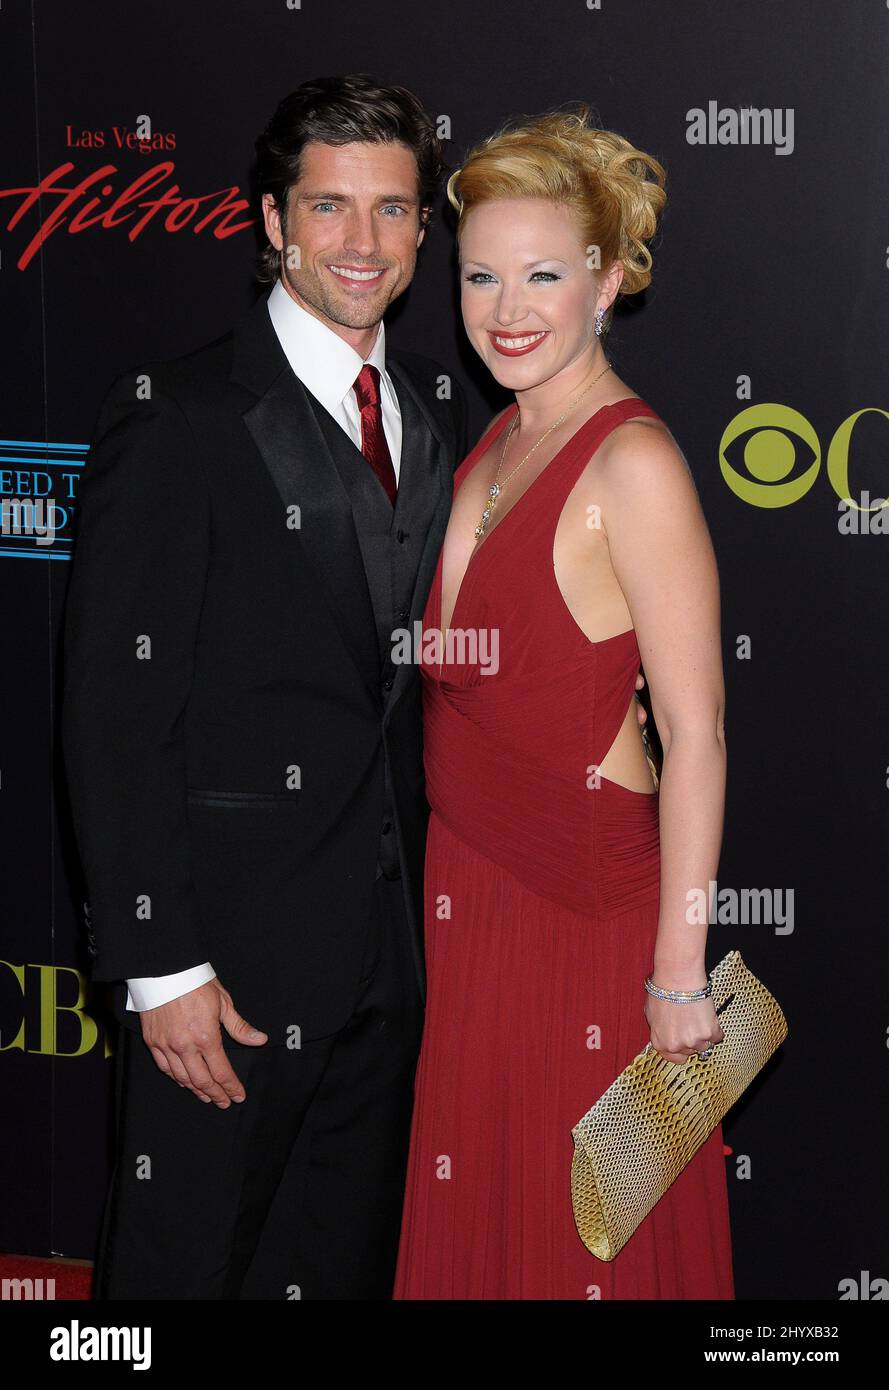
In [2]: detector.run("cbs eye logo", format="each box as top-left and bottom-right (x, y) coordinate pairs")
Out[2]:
(719, 404), (889, 512)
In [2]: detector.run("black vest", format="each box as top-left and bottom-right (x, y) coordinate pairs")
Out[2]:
(303, 378), (440, 878)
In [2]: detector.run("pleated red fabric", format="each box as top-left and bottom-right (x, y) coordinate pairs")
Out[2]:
(393, 398), (735, 1300)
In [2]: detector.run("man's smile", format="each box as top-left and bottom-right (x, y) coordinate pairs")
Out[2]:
(327, 263), (389, 290)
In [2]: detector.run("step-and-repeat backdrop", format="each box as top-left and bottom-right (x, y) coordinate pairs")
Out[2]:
(2, 0), (887, 1298)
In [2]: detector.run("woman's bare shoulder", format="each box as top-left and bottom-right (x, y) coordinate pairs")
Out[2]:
(595, 409), (694, 487)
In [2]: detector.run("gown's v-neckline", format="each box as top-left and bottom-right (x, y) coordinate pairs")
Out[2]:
(438, 398), (637, 640)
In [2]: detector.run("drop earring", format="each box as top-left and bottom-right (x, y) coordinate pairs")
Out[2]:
(594, 306), (606, 337)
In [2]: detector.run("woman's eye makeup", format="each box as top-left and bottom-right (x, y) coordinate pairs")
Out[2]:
(463, 269), (563, 284)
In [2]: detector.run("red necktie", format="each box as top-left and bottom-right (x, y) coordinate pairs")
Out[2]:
(352, 364), (397, 506)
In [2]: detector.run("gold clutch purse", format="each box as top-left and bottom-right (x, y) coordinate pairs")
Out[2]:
(570, 949), (788, 1261)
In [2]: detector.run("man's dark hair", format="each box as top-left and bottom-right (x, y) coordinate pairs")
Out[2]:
(254, 74), (445, 283)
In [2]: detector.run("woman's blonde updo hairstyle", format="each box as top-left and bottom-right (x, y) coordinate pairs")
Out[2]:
(446, 105), (666, 335)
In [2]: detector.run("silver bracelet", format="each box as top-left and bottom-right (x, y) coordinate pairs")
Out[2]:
(644, 974), (712, 1002)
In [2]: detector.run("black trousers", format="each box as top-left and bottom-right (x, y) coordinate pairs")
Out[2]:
(93, 872), (424, 1300)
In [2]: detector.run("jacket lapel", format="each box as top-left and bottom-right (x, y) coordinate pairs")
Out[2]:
(230, 293), (456, 722)
(232, 295), (382, 709)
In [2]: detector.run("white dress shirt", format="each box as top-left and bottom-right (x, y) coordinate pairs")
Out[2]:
(266, 277), (402, 478)
(125, 279), (403, 1012)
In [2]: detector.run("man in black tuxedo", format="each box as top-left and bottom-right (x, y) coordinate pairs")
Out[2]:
(62, 75), (467, 1299)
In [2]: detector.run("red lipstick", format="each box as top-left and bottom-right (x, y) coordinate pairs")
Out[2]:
(487, 329), (550, 357)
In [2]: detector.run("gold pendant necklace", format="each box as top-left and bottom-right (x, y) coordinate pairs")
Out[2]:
(475, 363), (613, 541)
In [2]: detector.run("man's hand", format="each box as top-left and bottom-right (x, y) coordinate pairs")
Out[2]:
(140, 979), (268, 1107)
(634, 670), (648, 729)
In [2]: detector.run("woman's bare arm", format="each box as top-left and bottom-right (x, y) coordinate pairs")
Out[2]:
(597, 421), (726, 1059)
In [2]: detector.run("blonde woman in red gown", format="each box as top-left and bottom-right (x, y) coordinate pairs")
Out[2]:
(393, 107), (734, 1300)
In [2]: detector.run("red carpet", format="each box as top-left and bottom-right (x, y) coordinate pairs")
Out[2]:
(0, 1254), (92, 1300)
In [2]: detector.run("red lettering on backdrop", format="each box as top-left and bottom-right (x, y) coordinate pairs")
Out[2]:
(0, 160), (256, 270)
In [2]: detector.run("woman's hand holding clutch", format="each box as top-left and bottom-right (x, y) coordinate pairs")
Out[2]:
(644, 990), (725, 1065)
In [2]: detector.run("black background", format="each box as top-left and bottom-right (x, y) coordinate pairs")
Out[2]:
(1, 0), (888, 1298)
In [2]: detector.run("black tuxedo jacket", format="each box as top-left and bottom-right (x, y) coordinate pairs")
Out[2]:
(62, 290), (466, 1043)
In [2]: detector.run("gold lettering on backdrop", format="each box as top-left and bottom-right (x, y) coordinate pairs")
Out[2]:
(0, 959), (26, 1051)
(0, 961), (112, 1057)
(35, 964), (98, 1057)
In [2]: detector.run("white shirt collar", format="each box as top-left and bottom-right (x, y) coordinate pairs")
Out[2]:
(266, 278), (389, 414)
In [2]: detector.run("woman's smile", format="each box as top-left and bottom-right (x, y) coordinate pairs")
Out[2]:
(487, 328), (551, 356)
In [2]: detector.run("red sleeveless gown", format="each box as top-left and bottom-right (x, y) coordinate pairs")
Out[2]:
(393, 398), (735, 1300)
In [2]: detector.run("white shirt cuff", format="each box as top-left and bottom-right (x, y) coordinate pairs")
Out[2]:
(125, 963), (216, 1012)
